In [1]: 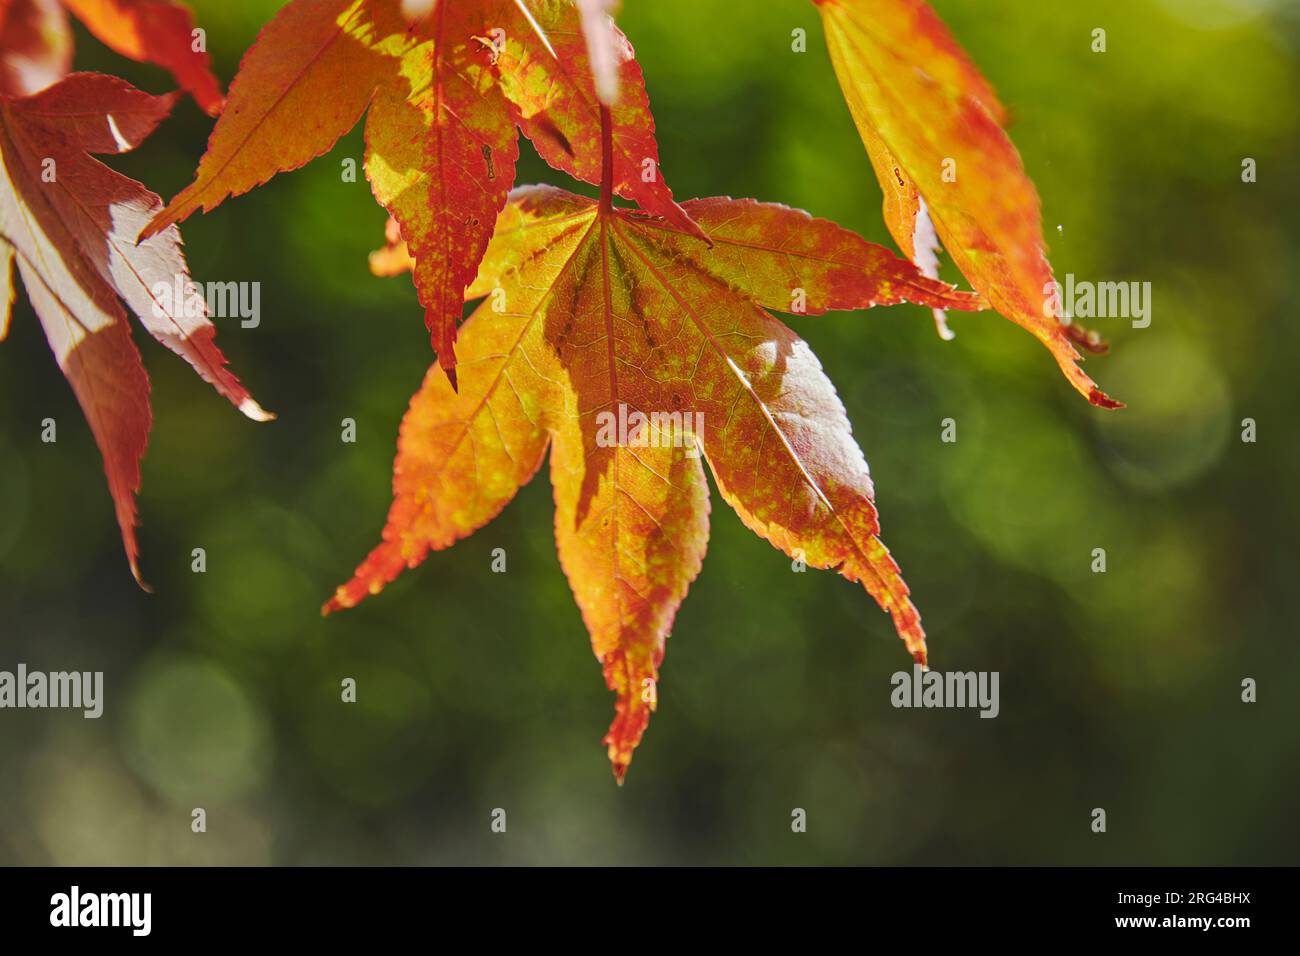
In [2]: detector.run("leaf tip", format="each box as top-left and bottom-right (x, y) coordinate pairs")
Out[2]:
(322, 588), (353, 616)
(1089, 387), (1125, 410)
(136, 218), (168, 246)
(130, 559), (153, 594)
(239, 397), (276, 423)
(158, 90), (183, 115)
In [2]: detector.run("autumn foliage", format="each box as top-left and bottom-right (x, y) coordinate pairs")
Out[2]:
(0, 0), (1118, 780)
(0, 1), (254, 586)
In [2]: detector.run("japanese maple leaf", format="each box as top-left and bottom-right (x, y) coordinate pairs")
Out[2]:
(812, 0), (1119, 408)
(141, 0), (701, 386)
(0, 0), (223, 114)
(325, 179), (983, 782)
(0, 73), (266, 584)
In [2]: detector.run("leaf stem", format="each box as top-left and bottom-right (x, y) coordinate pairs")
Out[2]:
(599, 104), (614, 214)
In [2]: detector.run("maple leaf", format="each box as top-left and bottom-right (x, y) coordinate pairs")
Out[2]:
(325, 170), (984, 781)
(141, 0), (701, 386)
(0, 72), (266, 584)
(812, 0), (1120, 408)
(0, 0), (224, 114)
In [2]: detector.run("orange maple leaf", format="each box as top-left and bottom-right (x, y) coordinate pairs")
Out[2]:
(813, 0), (1120, 407)
(326, 166), (984, 781)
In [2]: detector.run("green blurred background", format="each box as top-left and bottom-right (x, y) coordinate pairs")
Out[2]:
(1, 0), (1297, 865)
